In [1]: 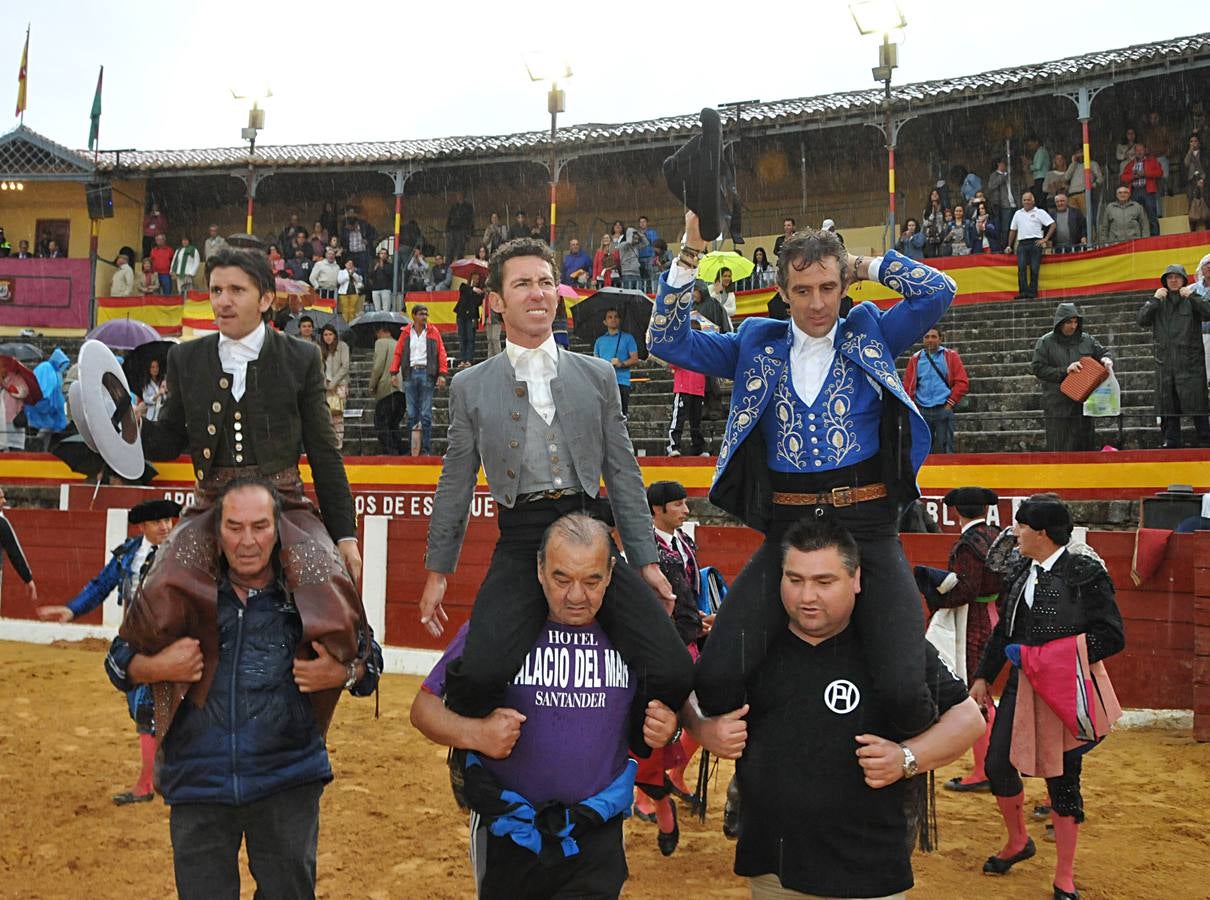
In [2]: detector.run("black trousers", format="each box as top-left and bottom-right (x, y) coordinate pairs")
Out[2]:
(373, 392), (405, 454)
(169, 780), (324, 900)
(480, 815), (627, 900)
(667, 392), (704, 454)
(443, 496), (694, 753)
(617, 384), (631, 416)
(695, 488), (936, 737)
(986, 669), (1086, 822)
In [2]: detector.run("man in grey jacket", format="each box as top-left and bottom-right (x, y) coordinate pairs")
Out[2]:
(418, 237), (692, 751)
(616, 227), (650, 291)
(1103, 186), (1149, 244)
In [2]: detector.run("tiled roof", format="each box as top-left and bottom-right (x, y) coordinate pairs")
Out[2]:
(91, 33), (1210, 174)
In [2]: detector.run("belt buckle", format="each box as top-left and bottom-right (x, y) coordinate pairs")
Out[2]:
(830, 486), (855, 508)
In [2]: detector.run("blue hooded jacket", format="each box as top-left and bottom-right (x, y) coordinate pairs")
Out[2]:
(25, 347), (70, 432)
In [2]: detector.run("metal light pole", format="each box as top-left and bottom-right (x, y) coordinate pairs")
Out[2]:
(851, 1), (907, 251)
(232, 88), (271, 235)
(526, 55), (572, 247)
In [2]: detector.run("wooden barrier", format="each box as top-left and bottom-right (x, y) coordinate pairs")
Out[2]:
(1, 509), (1200, 720)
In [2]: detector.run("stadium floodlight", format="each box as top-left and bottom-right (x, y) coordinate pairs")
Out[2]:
(849, 0), (906, 36)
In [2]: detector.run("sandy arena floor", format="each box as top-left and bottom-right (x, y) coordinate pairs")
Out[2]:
(0, 640), (1205, 899)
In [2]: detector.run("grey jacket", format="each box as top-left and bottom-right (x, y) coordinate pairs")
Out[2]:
(985, 168), (1014, 211)
(426, 349), (658, 572)
(1104, 200), (1148, 243)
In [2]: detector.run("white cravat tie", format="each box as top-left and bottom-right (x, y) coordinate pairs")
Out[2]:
(521, 348), (555, 424)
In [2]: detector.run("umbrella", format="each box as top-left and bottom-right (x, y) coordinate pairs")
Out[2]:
(121, 340), (175, 392)
(698, 250), (754, 285)
(571, 287), (652, 360)
(450, 258), (489, 282)
(275, 276), (313, 295)
(85, 318), (161, 352)
(0, 342), (43, 365)
(226, 233), (265, 250)
(284, 310), (352, 341)
(0, 355), (42, 405)
(349, 311), (409, 349)
(51, 434), (159, 485)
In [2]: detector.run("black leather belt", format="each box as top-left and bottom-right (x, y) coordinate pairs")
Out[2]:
(518, 489), (582, 503)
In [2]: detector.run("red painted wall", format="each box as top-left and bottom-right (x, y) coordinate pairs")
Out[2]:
(2, 509), (1199, 715)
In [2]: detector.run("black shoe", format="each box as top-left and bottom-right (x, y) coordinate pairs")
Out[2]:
(944, 776), (991, 793)
(632, 804), (657, 824)
(1053, 886), (1079, 900)
(112, 791), (154, 806)
(1032, 804), (1052, 820)
(982, 838), (1037, 875)
(722, 774), (741, 839)
(657, 801), (679, 857)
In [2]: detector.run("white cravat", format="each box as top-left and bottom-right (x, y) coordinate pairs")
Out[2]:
(505, 336), (559, 424)
(217, 322), (266, 401)
(788, 319), (838, 406)
(1022, 545), (1065, 608)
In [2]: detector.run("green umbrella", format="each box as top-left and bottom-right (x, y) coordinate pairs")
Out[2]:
(698, 250), (754, 285)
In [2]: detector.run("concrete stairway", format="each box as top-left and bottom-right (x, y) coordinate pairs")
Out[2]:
(340, 289), (1184, 456)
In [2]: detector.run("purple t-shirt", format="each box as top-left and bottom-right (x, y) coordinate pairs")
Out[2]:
(424, 619), (635, 806)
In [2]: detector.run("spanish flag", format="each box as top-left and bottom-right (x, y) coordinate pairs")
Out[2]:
(15, 26), (28, 117)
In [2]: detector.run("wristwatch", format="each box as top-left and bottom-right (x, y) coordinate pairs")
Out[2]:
(343, 660), (359, 691)
(900, 743), (918, 779)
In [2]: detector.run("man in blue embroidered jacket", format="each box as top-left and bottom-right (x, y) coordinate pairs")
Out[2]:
(649, 213), (956, 735)
(37, 497), (181, 806)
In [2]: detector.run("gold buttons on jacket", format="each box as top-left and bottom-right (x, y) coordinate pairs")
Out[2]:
(234, 411), (242, 421)
(515, 387), (525, 397)
(219, 377), (230, 390)
(509, 440), (519, 449)
(207, 425), (217, 435)
(511, 411), (520, 421)
(197, 468), (205, 480)
(504, 493), (513, 504)
(203, 448), (211, 459)
(212, 402), (222, 413)
(235, 454), (243, 463)
(506, 470), (516, 479)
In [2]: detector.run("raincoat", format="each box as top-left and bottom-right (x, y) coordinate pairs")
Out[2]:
(1137, 264), (1210, 421)
(24, 347), (70, 432)
(1030, 304), (1109, 451)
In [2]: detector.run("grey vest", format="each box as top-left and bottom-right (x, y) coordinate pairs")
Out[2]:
(517, 404), (581, 494)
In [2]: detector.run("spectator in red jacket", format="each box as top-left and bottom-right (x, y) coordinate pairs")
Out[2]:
(148, 233), (175, 295)
(389, 304), (448, 455)
(1120, 143), (1164, 236)
(903, 327), (970, 454)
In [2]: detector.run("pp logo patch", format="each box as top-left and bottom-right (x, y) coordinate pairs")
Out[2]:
(823, 679), (861, 714)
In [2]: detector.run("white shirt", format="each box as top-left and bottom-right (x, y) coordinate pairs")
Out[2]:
(505, 335), (559, 425)
(1009, 207), (1055, 241)
(654, 526), (686, 562)
(960, 517), (986, 534)
(217, 322), (266, 401)
(409, 327), (428, 367)
(788, 319), (838, 406)
(130, 537), (154, 582)
(1022, 545), (1065, 608)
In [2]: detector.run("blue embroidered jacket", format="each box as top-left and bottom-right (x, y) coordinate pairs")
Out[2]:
(648, 251), (956, 532)
(67, 536), (146, 619)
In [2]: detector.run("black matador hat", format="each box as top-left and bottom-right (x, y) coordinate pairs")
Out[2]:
(129, 498), (182, 524)
(942, 486), (999, 509)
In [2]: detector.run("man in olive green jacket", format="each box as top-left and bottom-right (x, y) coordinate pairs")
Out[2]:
(369, 324), (405, 454)
(1030, 302), (1113, 452)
